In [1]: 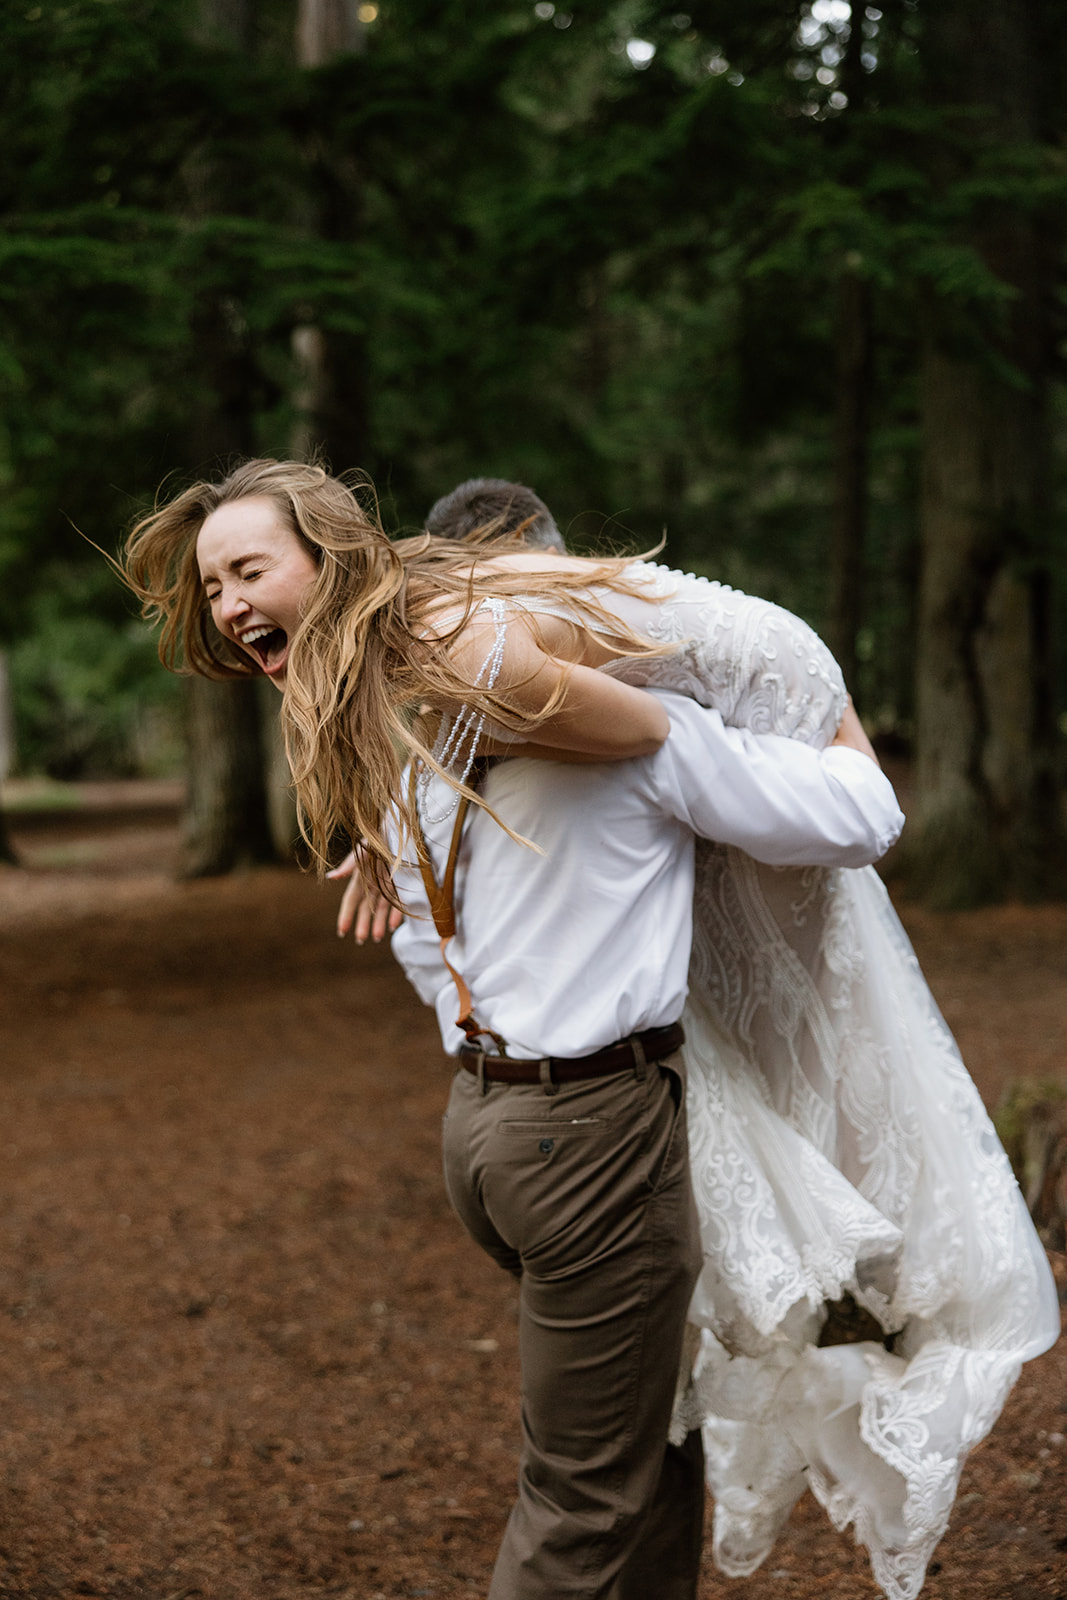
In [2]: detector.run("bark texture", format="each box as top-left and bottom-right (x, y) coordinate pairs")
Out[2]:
(295, 0), (364, 67)
(824, 5), (875, 695)
(0, 650), (16, 864)
(826, 269), (872, 694)
(995, 1079), (1067, 1252)
(907, 0), (1065, 906)
(179, 676), (275, 878)
(291, 0), (367, 472)
(175, 0), (281, 879)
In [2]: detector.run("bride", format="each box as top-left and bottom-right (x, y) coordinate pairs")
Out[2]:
(121, 458), (1059, 1600)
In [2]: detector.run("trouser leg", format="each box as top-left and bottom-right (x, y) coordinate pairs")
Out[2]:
(442, 1054), (703, 1600)
(608, 1427), (706, 1600)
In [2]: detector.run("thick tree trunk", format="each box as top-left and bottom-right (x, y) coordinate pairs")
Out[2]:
(906, 0), (1065, 906)
(911, 350), (1052, 903)
(290, 322), (368, 473)
(825, 270), (872, 693)
(178, 282), (282, 877)
(824, 7), (874, 696)
(291, 0), (367, 472)
(0, 649), (16, 864)
(994, 1080), (1067, 1252)
(295, 0), (364, 67)
(175, 0), (282, 878)
(179, 676), (275, 877)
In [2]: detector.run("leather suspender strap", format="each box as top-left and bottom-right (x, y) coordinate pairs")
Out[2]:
(408, 763), (508, 1053)
(408, 762), (470, 942)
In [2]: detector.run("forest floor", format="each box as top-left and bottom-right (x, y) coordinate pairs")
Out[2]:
(0, 781), (1065, 1600)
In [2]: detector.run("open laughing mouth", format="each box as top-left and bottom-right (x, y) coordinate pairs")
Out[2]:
(239, 623), (288, 672)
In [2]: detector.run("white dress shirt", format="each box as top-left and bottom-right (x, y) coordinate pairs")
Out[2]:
(391, 690), (904, 1060)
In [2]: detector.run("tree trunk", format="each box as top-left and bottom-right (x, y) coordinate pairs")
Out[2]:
(291, 0), (367, 472)
(178, 285), (281, 875)
(824, 5), (874, 696)
(179, 676), (275, 877)
(911, 351), (1047, 902)
(825, 269), (872, 693)
(0, 649), (16, 864)
(290, 321), (368, 473)
(994, 1079), (1067, 1252)
(295, 0), (364, 67)
(906, 0), (1065, 906)
(175, 0), (282, 878)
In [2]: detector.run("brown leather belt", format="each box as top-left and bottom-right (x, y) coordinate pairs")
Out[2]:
(458, 1022), (685, 1086)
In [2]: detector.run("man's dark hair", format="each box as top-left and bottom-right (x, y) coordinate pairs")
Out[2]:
(425, 477), (566, 553)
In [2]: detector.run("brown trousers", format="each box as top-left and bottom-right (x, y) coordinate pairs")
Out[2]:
(442, 1051), (705, 1600)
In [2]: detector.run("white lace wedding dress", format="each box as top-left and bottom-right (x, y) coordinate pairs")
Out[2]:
(522, 563), (1059, 1600)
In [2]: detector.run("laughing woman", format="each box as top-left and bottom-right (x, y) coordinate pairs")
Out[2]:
(120, 458), (1058, 1600)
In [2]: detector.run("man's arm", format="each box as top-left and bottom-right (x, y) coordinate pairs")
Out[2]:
(385, 849), (451, 1007)
(648, 691), (904, 868)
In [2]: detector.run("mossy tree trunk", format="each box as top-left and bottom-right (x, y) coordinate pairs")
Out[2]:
(906, 0), (1065, 907)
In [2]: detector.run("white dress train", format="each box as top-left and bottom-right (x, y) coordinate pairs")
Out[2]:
(520, 563), (1059, 1600)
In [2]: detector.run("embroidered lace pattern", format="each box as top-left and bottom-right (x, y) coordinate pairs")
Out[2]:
(585, 566), (1058, 1600)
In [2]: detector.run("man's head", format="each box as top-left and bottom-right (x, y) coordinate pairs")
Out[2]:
(425, 477), (566, 553)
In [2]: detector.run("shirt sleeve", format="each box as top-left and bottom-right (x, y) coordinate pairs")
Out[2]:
(392, 919), (451, 1007)
(382, 790), (453, 1008)
(647, 691), (905, 867)
(390, 864), (452, 1007)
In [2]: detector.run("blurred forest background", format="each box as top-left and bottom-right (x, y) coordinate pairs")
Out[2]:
(1, 0), (1065, 905)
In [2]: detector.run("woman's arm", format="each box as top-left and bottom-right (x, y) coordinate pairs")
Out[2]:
(830, 698), (881, 766)
(449, 608), (669, 760)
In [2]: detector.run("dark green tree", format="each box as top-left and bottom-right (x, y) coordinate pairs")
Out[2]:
(1, 0), (1063, 905)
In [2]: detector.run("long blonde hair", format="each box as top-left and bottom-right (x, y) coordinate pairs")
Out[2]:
(120, 459), (667, 882)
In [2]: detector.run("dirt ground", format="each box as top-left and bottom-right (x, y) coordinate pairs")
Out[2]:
(0, 785), (1064, 1600)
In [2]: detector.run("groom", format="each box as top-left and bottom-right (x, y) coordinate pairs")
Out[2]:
(424, 476), (566, 554)
(340, 477), (902, 1600)
(385, 684), (900, 1600)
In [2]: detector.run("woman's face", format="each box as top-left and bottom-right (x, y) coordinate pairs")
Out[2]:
(197, 495), (320, 687)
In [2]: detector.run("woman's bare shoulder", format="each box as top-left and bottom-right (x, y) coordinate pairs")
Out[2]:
(474, 551), (595, 580)
(420, 592), (596, 680)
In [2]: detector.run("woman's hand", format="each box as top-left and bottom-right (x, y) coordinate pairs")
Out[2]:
(328, 848), (405, 944)
(830, 699), (880, 766)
